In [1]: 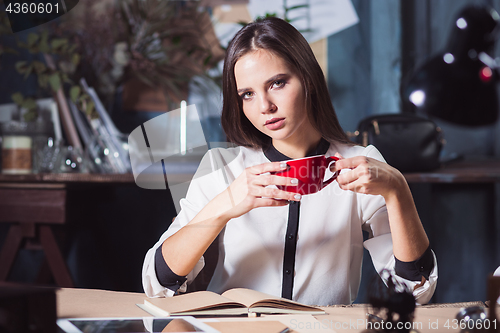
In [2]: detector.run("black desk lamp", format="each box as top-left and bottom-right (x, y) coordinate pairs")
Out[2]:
(401, 5), (500, 126)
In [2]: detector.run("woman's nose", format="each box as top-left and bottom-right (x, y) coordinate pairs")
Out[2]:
(259, 94), (277, 114)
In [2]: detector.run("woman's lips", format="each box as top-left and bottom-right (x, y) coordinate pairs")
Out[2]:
(264, 118), (285, 130)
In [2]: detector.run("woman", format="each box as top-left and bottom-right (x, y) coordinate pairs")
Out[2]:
(142, 17), (437, 305)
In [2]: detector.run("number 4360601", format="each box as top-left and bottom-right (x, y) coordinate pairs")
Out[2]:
(444, 319), (497, 330)
(5, 2), (59, 15)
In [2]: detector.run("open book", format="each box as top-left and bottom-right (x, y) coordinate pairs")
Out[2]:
(141, 288), (325, 316)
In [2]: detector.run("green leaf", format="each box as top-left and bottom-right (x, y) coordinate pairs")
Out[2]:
(17, 44), (28, 54)
(48, 73), (61, 91)
(27, 33), (39, 47)
(15, 61), (28, 74)
(22, 64), (34, 79)
(23, 110), (37, 122)
(32, 60), (46, 74)
(72, 53), (80, 66)
(70, 86), (81, 102)
(0, 46), (17, 56)
(61, 73), (72, 84)
(51, 38), (67, 51)
(39, 30), (49, 53)
(28, 44), (39, 54)
(22, 98), (37, 111)
(38, 74), (48, 89)
(41, 30), (49, 41)
(11, 92), (24, 105)
(39, 39), (49, 53)
(86, 101), (95, 116)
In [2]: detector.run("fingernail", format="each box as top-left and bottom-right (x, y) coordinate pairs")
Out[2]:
(291, 178), (298, 184)
(294, 194), (301, 200)
(280, 163), (287, 169)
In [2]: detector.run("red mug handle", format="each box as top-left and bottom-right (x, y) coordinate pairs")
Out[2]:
(322, 156), (339, 189)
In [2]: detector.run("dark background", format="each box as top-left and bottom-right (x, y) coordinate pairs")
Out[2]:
(0, 0), (499, 304)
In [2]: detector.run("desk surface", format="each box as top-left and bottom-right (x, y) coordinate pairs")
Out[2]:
(57, 288), (496, 333)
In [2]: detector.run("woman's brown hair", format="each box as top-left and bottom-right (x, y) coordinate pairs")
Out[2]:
(221, 17), (351, 149)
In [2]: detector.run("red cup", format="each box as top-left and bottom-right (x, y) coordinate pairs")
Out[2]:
(273, 155), (339, 195)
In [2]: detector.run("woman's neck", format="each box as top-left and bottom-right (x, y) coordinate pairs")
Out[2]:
(272, 131), (323, 159)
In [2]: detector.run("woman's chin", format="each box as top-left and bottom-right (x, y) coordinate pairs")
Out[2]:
(267, 132), (290, 142)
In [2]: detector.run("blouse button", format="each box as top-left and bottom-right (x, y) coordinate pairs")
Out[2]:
(288, 234), (294, 240)
(285, 269), (291, 275)
(419, 266), (425, 272)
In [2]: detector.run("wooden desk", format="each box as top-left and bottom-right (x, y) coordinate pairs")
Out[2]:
(0, 182), (72, 287)
(57, 288), (498, 333)
(0, 174), (138, 288)
(0, 172), (190, 291)
(0, 173), (181, 289)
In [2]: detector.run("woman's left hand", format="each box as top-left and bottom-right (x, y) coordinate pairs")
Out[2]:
(332, 153), (431, 264)
(331, 153), (405, 199)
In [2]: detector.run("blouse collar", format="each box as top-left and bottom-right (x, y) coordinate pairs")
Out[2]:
(263, 138), (331, 162)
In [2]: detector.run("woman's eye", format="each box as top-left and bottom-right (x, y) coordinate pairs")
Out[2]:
(272, 80), (285, 88)
(240, 91), (253, 100)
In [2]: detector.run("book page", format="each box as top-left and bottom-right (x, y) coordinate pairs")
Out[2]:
(221, 288), (324, 313)
(221, 288), (279, 308)
(249, 306), (325, 315)
(144, 291), (245, 315)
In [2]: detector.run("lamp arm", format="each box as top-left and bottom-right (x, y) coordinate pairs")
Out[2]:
(479, 52), (499, 69)
(478, 52), (500, 80)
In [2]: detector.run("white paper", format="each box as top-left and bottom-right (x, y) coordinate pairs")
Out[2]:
(214, 0), (359, 46)
(0, 98), (63, 142)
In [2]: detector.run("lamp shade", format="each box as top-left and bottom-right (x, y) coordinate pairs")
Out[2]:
(401, 5), (500, 126)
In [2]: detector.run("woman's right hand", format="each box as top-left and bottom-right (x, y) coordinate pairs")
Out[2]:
(159, 162), (299, 277)
(220, 161), (301, 219)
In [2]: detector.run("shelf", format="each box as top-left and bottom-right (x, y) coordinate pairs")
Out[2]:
(2, 158), (499, 186)
(0, 172), (194, 187)
(0, 173), (135, 184)
(403, 158), (500, 183)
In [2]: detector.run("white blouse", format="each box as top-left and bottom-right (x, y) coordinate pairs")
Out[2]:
(142, 142), (438, 305)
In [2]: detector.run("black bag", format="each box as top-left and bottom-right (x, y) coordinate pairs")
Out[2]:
(352, 113), (445, 172)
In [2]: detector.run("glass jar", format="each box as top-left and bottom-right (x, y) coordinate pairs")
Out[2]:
(0, 119), (56, 174)
(31, 118), (57, 173)
(1, 121), (32, 174)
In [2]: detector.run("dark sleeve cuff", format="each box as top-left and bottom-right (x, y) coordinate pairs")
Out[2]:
(394, 245), (434, 282)
(155, 245), (187, 293)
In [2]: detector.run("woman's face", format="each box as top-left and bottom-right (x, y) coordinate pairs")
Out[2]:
(234, 49), (316, 145)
